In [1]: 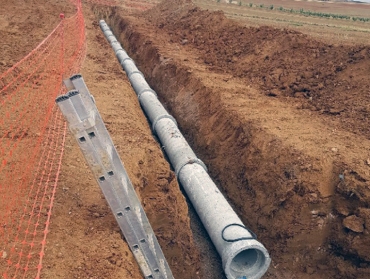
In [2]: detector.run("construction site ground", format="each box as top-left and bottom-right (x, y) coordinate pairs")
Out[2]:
(1, 0), (370, 278)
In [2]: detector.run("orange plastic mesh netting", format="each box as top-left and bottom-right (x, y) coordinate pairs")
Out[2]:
(0, 0), (122, 276)
(0, 0), (86, 278)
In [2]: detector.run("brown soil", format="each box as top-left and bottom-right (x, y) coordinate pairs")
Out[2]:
(2, 0), (370, 278)
(1, 1), (201, 279)
(100, 0), (370, 278)
(145, 2), (370, 139)
(42, 3), (202, 279)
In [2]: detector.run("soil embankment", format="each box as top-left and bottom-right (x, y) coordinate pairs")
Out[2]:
(42, 3), (202, 279)
(100, 0), (370, 277)
(0, 1), (202, 278)
(2, 0), (370, 277)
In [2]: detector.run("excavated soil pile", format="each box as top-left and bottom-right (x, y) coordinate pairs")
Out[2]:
(100, 0), (370, 278)
(0, 1), (202, 278)
(145, 1), (370, 139)
(3, 0), (370, 277)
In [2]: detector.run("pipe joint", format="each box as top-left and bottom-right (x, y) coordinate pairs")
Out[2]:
(128, 70), (144, 79)
(116, 54), (132, 67)
(114, 46), (125, 55)
(100, 24), (110, 31)
(104, 31), (113, 37)
(119, 57), (132, 65)
(176, 158), (207, 177)
(152, 115), (177, 133)
(112, 41), (122, 51)
(99, 20), (271, 279)
(138, 88), (157, 100)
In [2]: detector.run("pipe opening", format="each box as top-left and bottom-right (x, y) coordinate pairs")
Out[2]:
(229, 248), (266, 278)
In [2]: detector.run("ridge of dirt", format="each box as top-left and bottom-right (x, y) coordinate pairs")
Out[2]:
(144, 1), (370, 140)
(0, 1), (202, 278)
(100, 1), (370, 278)
(42, 4), (202, 279)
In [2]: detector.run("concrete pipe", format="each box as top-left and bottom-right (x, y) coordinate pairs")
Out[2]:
(99, 20), (271, 279)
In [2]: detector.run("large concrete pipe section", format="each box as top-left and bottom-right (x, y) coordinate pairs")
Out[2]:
(100, 20), (271, 279)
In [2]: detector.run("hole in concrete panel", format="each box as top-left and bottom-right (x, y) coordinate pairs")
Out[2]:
(99, 176), (105, 181)
(108, 171), (114, 176)
(79, 137), (86, 142)
(88, 132), (96, 138)
(117, 212), (123, 218)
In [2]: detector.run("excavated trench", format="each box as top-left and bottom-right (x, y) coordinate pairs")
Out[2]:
(94, 2), (370, 278)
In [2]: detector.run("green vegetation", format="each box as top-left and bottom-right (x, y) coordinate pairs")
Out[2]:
(233, 2), (370, 22)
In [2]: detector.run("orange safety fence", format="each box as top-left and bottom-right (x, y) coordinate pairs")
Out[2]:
(0, 0), (87, 277)
(0, 0), (121, 276)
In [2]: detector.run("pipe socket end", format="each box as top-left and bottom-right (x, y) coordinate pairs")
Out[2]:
(223, 241), (271, 279)
(152, 114), (177, 134)
(176, 158), (207, 177)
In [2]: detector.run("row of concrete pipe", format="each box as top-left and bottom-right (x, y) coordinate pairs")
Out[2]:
(99, 20), (271, 279)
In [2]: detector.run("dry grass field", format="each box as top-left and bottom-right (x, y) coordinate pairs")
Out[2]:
(194, 0), (370, 44)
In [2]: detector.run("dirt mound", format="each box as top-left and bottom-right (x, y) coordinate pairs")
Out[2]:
(0, 1), (203, 278)
(101, 2), (370, 278)
(144, 2), (370, 139)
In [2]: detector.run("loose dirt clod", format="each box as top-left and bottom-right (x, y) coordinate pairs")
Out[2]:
(343, 215), (365, 233)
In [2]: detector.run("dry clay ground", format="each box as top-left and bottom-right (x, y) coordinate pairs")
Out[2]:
(101, 0), (370, 278)
(1, 0), (370, 279)
(1, 1), (201, 279)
